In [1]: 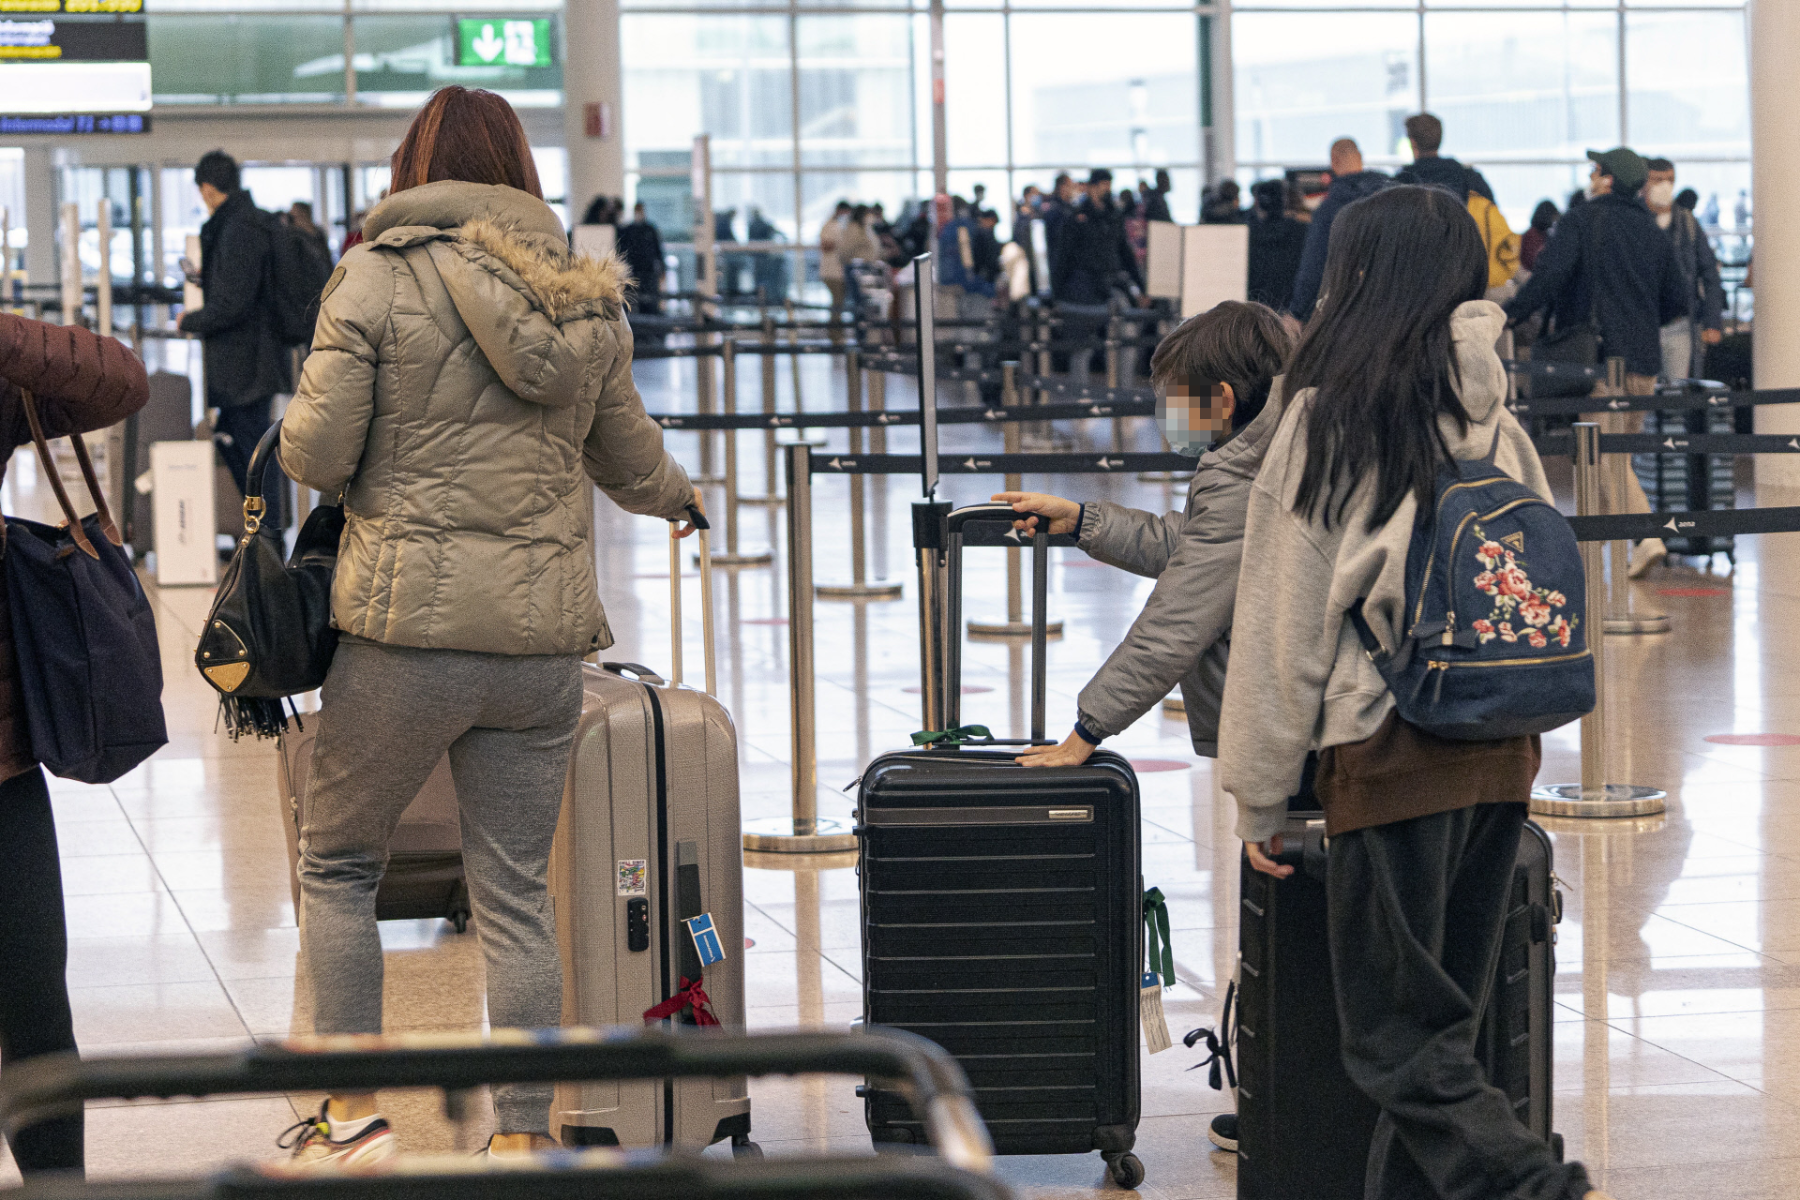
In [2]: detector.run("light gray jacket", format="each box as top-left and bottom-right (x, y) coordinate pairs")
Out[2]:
(282, 181), (693, 658)
(1074, 385), (1289, 755)
(1219, 301), (1551, 843)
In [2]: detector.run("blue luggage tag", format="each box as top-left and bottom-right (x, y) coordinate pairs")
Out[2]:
(684, 913), (726, 968)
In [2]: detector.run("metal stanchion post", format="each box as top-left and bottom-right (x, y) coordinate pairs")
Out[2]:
(707, 335), (772, 567)
(740, 311), (784, 506)
(817, 349), (903, 601)
(742, 443), (856, 854)
(695, 340), (722, 485)
(970, 362), (1064, 640)
(869, 367), (888, 455)
(1105, 321), (1124, 452)
(1530, 422), (1666, 819)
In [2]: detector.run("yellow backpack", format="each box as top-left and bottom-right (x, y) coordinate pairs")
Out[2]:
(1468, 192), (1520, 289)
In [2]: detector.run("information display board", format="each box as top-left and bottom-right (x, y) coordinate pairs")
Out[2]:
(0, 0), (149, 131)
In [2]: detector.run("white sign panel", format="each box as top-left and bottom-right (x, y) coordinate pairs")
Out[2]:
(572, 224), (616, 261)
(1145, 221), (1184, 301)
(183, 234), (202, 314)
(1179, 224), (1249, 320)
(150, 440), (217, 587)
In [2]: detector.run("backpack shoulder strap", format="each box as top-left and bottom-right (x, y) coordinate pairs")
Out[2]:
(1345, 598), (1384, 660)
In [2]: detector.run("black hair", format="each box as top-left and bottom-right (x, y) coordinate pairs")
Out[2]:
(1675, 188), (1699, 211)
(194, 150), (240, 195)
(1149, 300), (1293, 434)
(1530, 199), (1559, 231)
(1644, 157), (1675, 174)
(1251, 178), (1288, 217)
(1286, 185), (1488, 531)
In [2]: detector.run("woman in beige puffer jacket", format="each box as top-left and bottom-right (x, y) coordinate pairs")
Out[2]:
(278, 87), (697, 1165)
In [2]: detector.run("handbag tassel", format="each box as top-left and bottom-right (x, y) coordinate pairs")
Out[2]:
(216, 695), (303, 741)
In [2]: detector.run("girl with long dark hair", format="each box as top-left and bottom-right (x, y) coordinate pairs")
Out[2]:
(1219, 186), (1606, 1200)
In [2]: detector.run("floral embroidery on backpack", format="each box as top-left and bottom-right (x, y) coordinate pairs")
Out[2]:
(1468, 522), (1577, 651)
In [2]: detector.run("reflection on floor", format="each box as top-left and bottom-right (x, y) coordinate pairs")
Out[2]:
(3, 349), (1798, 1197)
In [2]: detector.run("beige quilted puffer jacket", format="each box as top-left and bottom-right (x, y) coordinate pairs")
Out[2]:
(282, 181), (692, 657)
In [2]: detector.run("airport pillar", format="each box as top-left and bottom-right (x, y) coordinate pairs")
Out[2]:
(563, 0), (627, 218)
(1751, 0), (1800, 486)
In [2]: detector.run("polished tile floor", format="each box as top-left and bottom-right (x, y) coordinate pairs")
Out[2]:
(2, 349), (1795, 1197)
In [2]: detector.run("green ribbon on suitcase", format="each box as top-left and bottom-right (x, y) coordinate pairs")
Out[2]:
(1143, 888), (1175, 987)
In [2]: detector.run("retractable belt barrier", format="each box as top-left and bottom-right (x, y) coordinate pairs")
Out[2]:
(650, 396), (1155, 432)
(1534, 432), (1800, 456)
(813, 452), (1190, 475)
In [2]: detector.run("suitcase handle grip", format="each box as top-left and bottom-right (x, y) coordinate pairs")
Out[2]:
(601, 661), (667, 685)
(943, 503), (1054, 741)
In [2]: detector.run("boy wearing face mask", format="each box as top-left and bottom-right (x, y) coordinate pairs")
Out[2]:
(993, 300), (1294, 769)
(1644, 157), (1726, 382)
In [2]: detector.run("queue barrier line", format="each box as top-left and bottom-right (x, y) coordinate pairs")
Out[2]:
(1510, 386), (1800, 417)
(811, 451), (1194, 475)
(650, 396), (1157, 432)
(1568, 505), (1800, 544)
(1534, 432), (1800, 456)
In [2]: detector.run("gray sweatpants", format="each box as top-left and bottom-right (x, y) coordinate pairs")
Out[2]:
(297, 640), (582, 1135)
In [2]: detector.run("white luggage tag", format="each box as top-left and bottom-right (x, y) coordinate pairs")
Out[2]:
(1142, 887), (1175, 1054)
(1141, 972), (1173, 1054)
(684, 912), (726, 968)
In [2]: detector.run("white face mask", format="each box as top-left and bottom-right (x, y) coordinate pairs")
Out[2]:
(1645, 180), (1675, 209)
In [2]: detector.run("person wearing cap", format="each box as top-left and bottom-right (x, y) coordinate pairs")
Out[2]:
(1505, 147), (1688, 576)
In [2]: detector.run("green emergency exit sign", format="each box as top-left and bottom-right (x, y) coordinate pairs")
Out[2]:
(455, 18), (552, 68)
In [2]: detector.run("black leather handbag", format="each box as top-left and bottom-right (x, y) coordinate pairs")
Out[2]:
(1528, 208), (1604, 399)
(195, 419), (343, 738)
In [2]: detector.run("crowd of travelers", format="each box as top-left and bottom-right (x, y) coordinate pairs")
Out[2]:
(0, 84), (1716, 1200)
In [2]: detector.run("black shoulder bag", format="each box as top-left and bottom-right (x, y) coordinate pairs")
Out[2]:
(4, 389), (168, 782)
(195, 419), (343, 738)
(1531, 207), (1605, 399)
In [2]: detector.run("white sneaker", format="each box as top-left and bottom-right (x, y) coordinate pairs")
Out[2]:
(1628, 537), (1668, 579)
(276, 1103), (398, 1170)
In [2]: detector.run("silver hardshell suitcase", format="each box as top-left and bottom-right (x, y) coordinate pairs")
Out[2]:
(551, 523), (754, 1155)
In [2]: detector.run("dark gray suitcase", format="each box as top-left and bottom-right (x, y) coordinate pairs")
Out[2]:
(858, 503), (1145, 1189)
(1234, 807), (1561, 1198)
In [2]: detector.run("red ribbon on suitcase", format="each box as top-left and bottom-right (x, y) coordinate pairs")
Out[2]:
(642, 976), (721, 1027)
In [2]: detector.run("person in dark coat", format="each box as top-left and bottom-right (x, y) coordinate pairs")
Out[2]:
(1506, 146), (1688, 577)
(1056, 169), (1143, 305)
(177, 150), (290, 525)
(1041, 173), (1080, 299)
(1505, 148), (1687, 384)
(0, 310), (149, 1178)
(1142, 169), (1173, 223)
(1288, 138), (1391, 321)
(1246, 178), (1307, 309)
(1394, 112), (1495, 203)
(1520, 200), (1559, 272)
(617, 202), (665, 315)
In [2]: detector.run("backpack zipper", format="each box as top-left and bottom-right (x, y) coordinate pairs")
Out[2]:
(1414, 493), (1562, 635)
(1427, 649), (1591, 669)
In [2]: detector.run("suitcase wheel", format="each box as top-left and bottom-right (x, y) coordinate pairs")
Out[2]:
(730, 1135), (763, 1160)
(1105, 1151), (1144, 1190)
(449, 907), (470, 934)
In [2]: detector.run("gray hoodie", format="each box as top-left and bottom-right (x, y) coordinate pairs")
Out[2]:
(1073, 384), (1288, 755)
(1218, 300), (1551, 844)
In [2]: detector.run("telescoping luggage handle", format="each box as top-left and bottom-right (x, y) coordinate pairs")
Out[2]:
(0, 1026), (994, 1175)
(667, 504), (715, 695)
(942, 502), (1077, 742)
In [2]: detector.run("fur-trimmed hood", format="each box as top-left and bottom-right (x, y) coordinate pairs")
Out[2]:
(364, 180), (629, 321)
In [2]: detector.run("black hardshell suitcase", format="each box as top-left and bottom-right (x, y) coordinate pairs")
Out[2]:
(1235, 807), (1561, 1199)
(859, 503), (1144, 1188)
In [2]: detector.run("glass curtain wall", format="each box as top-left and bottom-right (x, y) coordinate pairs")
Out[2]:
(619, 0), (1211, 249)
(1232, 1), (1750, 249)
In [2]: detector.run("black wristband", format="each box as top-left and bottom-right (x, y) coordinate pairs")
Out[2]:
(1073, 719), (1104, 746)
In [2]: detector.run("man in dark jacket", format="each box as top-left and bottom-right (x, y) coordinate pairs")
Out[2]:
(1041, 173), (1079, 299)
(1394, 112), (1495, 203)
(178, 150), (290, 524)
(1246, 178), (1306, 309)
(1056, 169), (1143, 305)
(617, 202), (666, 314)
(1288, 138), (1390, 321)
(1506, 146), (1688, 575)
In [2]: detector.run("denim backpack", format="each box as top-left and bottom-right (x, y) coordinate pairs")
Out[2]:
(1348, 455), (1595, 741)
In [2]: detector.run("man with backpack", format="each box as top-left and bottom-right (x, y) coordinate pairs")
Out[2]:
(179, 150), (329, 530)
(1396, 113), (1519, 298)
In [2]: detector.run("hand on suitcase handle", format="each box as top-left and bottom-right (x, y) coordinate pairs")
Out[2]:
(991, 491), (1081, 537)
(670, 491), (709, 539)
(1246, 836), (1294, 879)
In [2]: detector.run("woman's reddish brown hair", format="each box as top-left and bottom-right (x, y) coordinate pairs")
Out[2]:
(390, 86), (542, 199)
